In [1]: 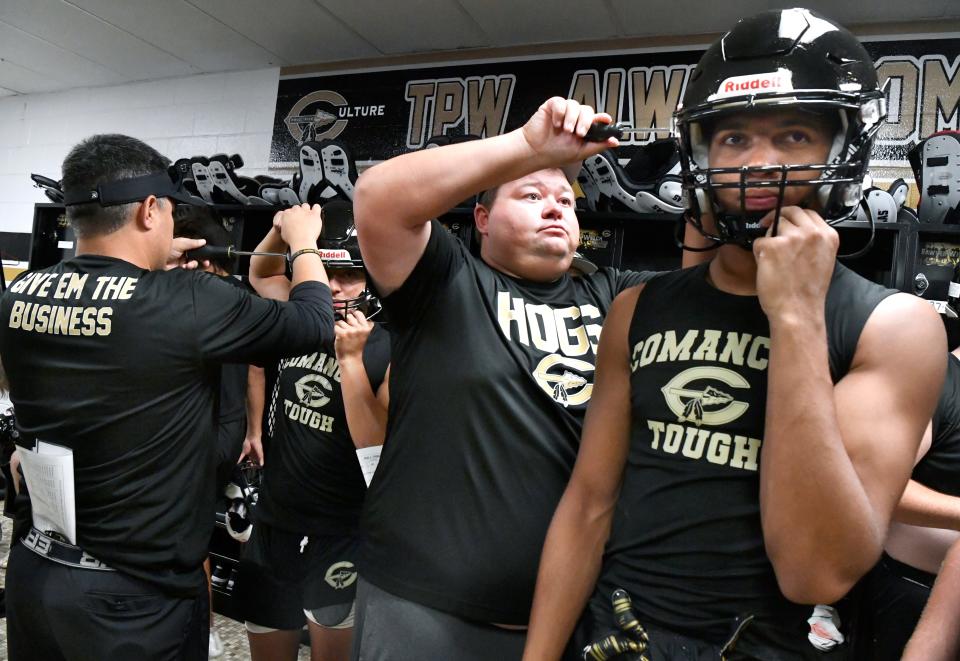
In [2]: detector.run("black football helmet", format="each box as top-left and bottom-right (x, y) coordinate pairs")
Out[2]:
(319, 199), (380, 319)
(674, 8), (887, 247)
(224, 459), (262, 543)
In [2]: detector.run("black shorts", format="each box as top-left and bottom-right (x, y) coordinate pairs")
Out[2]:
(856, 552), (936, 661)
(236, 521), (360, 630)
(351, 578), (526, 661)
(583, 597), (849, 661)
(6, 544), (208, 661)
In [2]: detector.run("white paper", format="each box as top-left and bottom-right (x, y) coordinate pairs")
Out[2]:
(930, 299), (959, 318)
(356, 445), (382, 487)
(57, 240), (74, 250)
(19, 441), (76, 544)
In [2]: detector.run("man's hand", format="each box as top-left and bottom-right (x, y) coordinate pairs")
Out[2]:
(239, 434), (264, 466)
(521, 97), (618, 172)
(753, 207), (838, 324)
(165, 237), (209, 271)
(278, 203), (324, 249)
(335, 310), (374, 362)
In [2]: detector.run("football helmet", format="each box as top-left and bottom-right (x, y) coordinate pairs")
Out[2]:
(319, 199), (380, 319)
(224, 459), (262, 543)
(674, 8), (887, 247)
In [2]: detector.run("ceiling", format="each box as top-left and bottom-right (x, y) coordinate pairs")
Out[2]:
(1, 0), (958, 97)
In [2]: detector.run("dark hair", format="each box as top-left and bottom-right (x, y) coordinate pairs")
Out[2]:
(477, 186), (500, 210)
(61, 134), (171, 238)
(174, 207), (235, 275)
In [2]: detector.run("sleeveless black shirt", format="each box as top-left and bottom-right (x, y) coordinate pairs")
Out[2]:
(590, 261), (895, 657)
(914, 353), (960, 496)
(256, 324), (390, 536)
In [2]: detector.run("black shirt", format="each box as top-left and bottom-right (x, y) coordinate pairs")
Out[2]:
(590, 262), (895, 657)
(256, 323), (389, 535)
(218, 276), (254, 425)
(360, 221), (657, 624)
(0, 255), (334, 596)
(914, 353), (960, 497)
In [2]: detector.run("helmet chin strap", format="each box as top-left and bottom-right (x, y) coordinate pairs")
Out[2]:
(706, 165), (809, 249)
(687, 188), (875, 259)
(333, 290), (381, 321)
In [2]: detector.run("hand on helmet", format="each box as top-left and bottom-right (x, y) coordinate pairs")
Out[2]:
(239, 433), (264, 466)
(334, 310), (374, 362)
(276, 203), (324, 248)
(521, 98), (618, 172)
(753, 206), (838, 324)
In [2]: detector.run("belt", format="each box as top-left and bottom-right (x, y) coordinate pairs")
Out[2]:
(21, 527), (114, 571)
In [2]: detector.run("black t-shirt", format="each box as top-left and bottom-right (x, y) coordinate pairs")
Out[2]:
(218, 276), (254, 425)
(914, 353), (960, 496)
(590, 262), (895, 657)
(0, 255), (334, 596)
(256, 323), (390, 535)
(360, 221), (658, 624)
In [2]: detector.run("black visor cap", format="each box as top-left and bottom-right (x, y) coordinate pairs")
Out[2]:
(63, 168), (207, 208)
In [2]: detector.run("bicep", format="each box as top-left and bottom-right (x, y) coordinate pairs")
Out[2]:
(835, 297), (946, 525)
(249, 274), (291, 302)
(356, 207), (432, 297)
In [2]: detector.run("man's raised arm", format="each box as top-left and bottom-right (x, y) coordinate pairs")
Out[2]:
(353, 97), (617, 295)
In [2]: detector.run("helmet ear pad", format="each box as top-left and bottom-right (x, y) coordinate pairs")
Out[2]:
(225, 500), (252, 542)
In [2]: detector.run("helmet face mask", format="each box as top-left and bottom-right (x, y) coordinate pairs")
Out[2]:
(319, 199), (380, 319)
(674, 8), (887, 248)
(326, 264), (380, 320)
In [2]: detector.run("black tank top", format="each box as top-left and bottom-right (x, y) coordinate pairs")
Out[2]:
(590, 261), (895, 657)
(914, 353), (960, 496)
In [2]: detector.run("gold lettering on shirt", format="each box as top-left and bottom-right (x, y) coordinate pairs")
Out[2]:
(631, 330), (770, 372)
(8, 300), (113, 337)
(646, 419), (761, 472)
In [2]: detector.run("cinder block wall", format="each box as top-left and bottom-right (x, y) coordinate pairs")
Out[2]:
(0, 67), (280, 234)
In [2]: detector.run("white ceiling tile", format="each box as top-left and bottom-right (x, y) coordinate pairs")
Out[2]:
(188, 0), (380, 63)
(458, 0), (617, 45)
(0, 0), (196, 81)
(609, 0), (959, 37)
(0, 0), (953, 99)
(0, 21), (125, 89)
(67, 0), (284, 70)
(318, 0), (488, 54)
(609, 0), (769, 37)
(0, 59), (70, 94)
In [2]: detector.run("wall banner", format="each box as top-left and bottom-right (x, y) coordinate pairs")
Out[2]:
(270, 37), (960, 169)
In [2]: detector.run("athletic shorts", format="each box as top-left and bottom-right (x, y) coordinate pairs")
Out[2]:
(856, 552), (936, 661)
(350, 578), (527, 661)
(236, 521), (359, 631)
(582, 596), (849, 661)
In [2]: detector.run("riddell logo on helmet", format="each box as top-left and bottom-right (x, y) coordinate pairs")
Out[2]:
(319, 249), (351, 261)
(712, 71), (794, 99)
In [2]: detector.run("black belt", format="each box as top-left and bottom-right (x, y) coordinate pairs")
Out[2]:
(21, 527), (114, 571)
